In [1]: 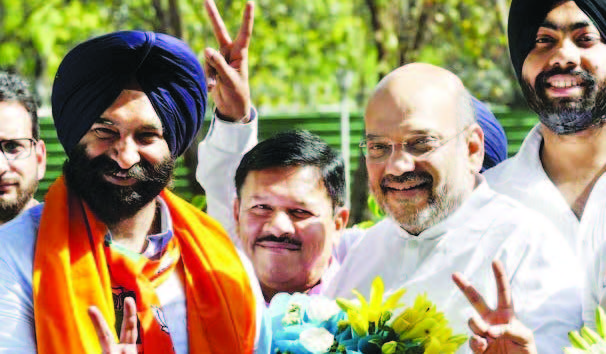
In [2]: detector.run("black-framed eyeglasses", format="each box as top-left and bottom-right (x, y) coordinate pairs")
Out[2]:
(0, 138), (37, 161)
(359, 126), (471, 163)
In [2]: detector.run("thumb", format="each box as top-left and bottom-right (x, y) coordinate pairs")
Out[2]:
(486, 320), (534, 346)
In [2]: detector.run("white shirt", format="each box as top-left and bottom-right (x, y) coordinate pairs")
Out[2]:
(484, 124), (606, 264)
(323, 178), (582, 354)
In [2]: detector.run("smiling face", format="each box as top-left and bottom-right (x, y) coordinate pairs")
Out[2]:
(235, 165), (347, 299)
(521, 0), (606, 134)
(364, 64), (483, 234)
(0, 101), (45, 224)
(63, 89), (174, 224)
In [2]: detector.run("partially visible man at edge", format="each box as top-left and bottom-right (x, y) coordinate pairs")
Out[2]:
(484, 0), (606, 264)
(0, 27), (269, 354)
(323, 63), (580, 354)
(0, 72), (46, 225)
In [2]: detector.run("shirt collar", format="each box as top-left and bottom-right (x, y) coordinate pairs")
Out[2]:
(105, 196), (174, 259)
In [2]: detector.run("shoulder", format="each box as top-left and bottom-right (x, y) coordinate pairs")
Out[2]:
(0, 205), (41, 265)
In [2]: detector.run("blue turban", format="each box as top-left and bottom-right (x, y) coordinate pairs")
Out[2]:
(473, 97), (508, 172)
(508, 0), (606, 83)
(51, 31), (207, 157)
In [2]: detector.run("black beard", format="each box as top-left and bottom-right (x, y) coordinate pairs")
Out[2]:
(521, 66), (606, 135)
(0, 180), (38, 223)
(63, 145), (174, 225)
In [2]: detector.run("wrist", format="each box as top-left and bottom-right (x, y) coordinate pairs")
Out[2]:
(215, 106), (251, 123)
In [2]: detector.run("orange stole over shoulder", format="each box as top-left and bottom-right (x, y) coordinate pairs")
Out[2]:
(33, 177), (256, 353)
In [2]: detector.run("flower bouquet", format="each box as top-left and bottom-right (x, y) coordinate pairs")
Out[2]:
(268, 277), (467, 354)
(565, 306), (606, 353)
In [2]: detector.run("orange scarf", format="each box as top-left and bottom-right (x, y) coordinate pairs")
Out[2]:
(33, 177), (256, 353)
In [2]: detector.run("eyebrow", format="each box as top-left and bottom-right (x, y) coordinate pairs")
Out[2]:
(93, 118), (162, 131)
(540, 20), (593, 32)
(366, 130), (435, 139)
(94, 118), (114, 125)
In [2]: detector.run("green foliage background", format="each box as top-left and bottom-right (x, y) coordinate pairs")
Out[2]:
(1, 0), (518, 111)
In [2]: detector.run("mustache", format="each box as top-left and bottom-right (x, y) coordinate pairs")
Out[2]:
(381, 172), (433, 188)
(89, 154), (168, 183)
(536, 66), (595, 88)
(255, 234), (302, 246)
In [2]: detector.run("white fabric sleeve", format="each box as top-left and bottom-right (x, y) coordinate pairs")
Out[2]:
(583, 243), (605, 330)
(505, 220), (583, 354)
(196, 110), (258, 247)
(0, 208), (41, 352)
(236, 249), (270, 354)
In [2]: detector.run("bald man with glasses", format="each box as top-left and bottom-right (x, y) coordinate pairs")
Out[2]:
(0, 72), (46, 226)
(322, 63), (582, 353)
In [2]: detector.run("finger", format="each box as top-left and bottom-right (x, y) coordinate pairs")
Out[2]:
(468, 315), (490, 337)
(234, 1), (255, 50)
(88, 306), (116, 351)
(452, 272), (492, 317)
(205, 0), (232, 47)
(205, 47), (238, 85)
(119, 297), (138, 344)
(469, 335), (488, 353)
(492, 260), (513, 311)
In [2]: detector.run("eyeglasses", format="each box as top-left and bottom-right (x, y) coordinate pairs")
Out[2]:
(0, 138), (37, 161)
(359, 127), (470, 163)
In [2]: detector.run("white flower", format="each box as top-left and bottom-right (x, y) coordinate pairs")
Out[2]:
(306, 296), (340, 323)
(299, 327), (334, 354)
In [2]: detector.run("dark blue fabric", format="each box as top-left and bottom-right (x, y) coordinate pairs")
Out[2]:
(473, 97), (508, 172)
(508, 0), (606, 83)
(51, 31), (207, 157)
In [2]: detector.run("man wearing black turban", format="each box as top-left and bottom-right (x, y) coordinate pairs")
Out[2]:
(472, 0), (606, 353)
(0, 4), (270, 352)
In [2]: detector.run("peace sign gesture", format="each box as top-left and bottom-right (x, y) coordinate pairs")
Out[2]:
(88, 297), (138, 353)
(204, 0), (254, 122)
(452, 260), (537, 354)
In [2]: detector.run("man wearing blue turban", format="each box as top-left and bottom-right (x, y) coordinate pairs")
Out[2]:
(0, 3), (270, 352)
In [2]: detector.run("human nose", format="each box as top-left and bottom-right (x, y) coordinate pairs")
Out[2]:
(384, 146), (416, 176)
(265, 210), (295, 237)
(110, 137), (141, 169)
(548, 38), (581, 70)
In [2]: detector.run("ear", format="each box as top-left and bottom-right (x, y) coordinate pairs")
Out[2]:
(233, 198), (245, 241)
(333, 206), (350, 234)
(466, 123), (484, 174)
(35, 140), (47, 181)
(233, 198), (241, 224)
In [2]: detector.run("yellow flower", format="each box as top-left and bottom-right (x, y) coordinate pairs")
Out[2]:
(335, 276), (406, 336)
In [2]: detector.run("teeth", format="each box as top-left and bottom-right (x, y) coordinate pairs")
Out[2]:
(550, 79), (578, 88)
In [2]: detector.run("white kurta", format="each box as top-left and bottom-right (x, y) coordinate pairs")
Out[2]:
(323, 178), (582, 354)
(580, 200), (606, 329)
(483, 124), (606, 264)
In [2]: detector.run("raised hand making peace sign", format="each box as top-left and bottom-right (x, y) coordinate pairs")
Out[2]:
(88, 297), (138, 354)
(452, 260), (538, 354)
(204, 0), (254, 122)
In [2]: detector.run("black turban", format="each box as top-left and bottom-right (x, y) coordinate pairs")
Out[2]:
(51, 31), (207, 157)
(508, 0), (606, 82)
